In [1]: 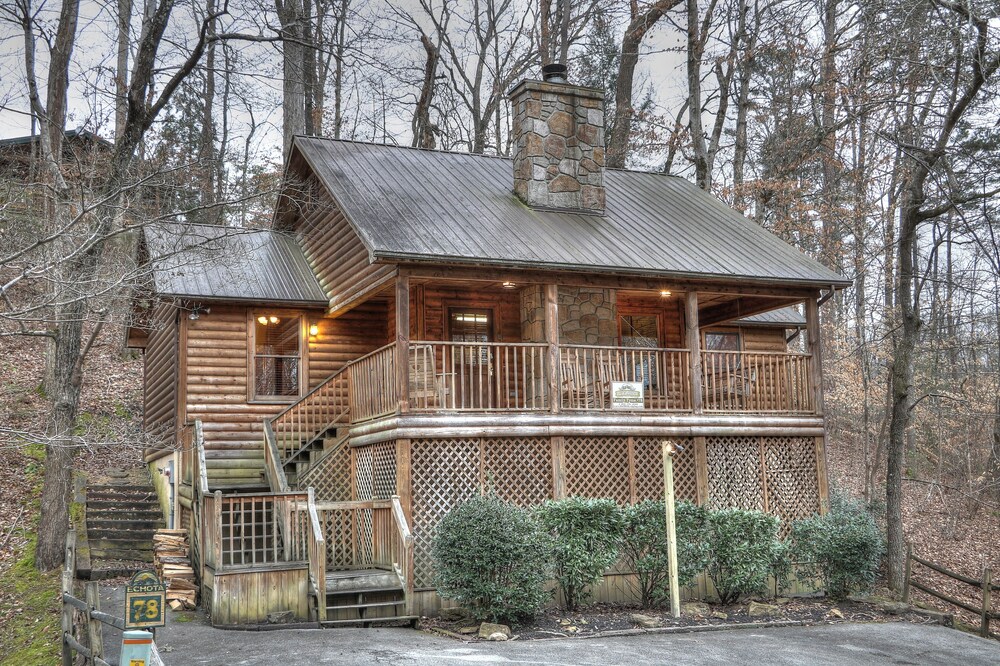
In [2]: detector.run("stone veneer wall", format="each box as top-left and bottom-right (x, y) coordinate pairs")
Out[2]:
(520, 285), (617, 346)
(508, 80), (606, 213)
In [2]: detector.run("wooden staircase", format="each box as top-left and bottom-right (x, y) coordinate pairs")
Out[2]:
(322, 569), (415, 626)
(86, 478), (164, 577)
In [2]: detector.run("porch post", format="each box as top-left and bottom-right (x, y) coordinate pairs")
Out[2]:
(685, 291), (703, 413)
(805, 295), (824, 415)
(544, 284), (560, 413)
(396, 270), (410, 413)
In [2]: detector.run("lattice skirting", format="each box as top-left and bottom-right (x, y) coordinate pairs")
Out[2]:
(343, 435), (824, 589)
(706, 436), (821, 536)
(299, 437), (352, 502)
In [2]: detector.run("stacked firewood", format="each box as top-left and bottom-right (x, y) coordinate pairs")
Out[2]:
(153, 529), (198, 610)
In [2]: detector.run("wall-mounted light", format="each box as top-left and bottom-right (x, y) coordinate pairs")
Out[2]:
(269, 315), (279, 324)
(189, 305), (210, 320)
(501, 281), (517, 289)
(257, 316), (268, 325)
(660, 290), (672, 298)
(308, 324), (320, 337)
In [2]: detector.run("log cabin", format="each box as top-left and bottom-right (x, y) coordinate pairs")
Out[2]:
(129, 72), (850, 626)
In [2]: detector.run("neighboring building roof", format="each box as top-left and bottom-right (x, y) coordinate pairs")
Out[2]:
(731, 306), (806, 328)
(0, 128), (112, 149)
(290, 138), (851, 288)
(142, 223), (328, 305)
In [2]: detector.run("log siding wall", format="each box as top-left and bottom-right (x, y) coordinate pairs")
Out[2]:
(181, 302), (387, 488)
(294, 172), (395, 313)
(143, 301), (179, 459)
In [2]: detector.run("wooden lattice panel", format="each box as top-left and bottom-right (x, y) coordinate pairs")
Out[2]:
(633, 437), (696, 502)
(763, 437), (820, 534)
(482, 437), (552, 506)
(706, 436), (764, 511)
(371, 441), (397, 499)
(321, 508), (356, 569)
(564, 437), (630, 504)
(300, 437), (351, 501)
(411, 439), (480, 588)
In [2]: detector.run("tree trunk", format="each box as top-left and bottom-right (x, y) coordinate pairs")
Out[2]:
(276, 0), (306, 159)
(607, 0), (680, 169)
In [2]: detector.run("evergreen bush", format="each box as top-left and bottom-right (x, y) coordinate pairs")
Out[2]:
(432, 493), (552, 622)
(791, 493), (885, 600)
(536, 496), (624, 610)
(620, 500), (710, 607)
(704, 508), (784, 604)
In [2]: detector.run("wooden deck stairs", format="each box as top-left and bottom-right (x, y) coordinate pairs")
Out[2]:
(321, 569), (416, 626)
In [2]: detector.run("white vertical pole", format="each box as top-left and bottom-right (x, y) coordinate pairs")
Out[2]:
(662, 440), (680, 618)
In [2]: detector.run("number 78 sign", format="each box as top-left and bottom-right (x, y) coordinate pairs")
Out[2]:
(125, 570), (166, 629)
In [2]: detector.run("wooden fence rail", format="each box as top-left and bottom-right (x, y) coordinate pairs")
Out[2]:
(61, 529), (126, 666)
(903, 544), (998, 638)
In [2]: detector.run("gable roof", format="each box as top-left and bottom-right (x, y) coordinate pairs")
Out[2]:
(732, 306), (806, 328)
(290, 138), (850, 288)
(142, 222), (327, 305)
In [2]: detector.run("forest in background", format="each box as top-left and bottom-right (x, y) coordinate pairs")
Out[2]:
(0, 0), (998, 598)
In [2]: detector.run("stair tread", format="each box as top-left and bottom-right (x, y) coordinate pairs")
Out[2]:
(325, 586), (404, 596)
(326, 600), (404, 611)
(320, 616), (417, 627)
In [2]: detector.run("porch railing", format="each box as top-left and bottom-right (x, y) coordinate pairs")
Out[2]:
(348, 344), (398, 421)
(409, 341), (549, 411)
(202, 490), (311, 568)
(559, 345), (692, 411)
(702, 350), (813, 413)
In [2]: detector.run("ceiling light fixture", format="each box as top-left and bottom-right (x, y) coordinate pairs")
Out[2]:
(501, 281), (517, 289)
(660, 290), (672, 298)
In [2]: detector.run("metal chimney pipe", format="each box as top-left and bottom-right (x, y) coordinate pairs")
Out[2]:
(541, 63), (568, 84)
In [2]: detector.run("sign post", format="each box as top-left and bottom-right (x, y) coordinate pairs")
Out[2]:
(124, 570), (166, 631)
(662, 440), (681, 619)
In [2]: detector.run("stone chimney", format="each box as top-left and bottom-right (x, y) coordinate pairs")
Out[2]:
(509, 65), (605, 214)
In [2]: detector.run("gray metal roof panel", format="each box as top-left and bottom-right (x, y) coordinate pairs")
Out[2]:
(143, 223), (328, 305)
(293, 138), (850, 287)
(732, 306), (806, 327)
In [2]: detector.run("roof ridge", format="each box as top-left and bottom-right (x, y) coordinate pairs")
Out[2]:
(292, 135), (690, 179)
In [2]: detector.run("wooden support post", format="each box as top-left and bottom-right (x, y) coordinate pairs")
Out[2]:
(396, 439), (412, 526)
(544, 284), (560, 413)
(662, 440), (680, 619)
(61, 570), (73, 666)
(805, 296), (824, 415)
(815, 436), (831, 513)
(685, 292), (703, 413)
(396, 271), (411, 414)
(551, 436), (566, 499)
(85, 582), (104, 662)
(982, 566), (992, 638)
(694, 436), (709, 505)
(902, 543), (912, 603)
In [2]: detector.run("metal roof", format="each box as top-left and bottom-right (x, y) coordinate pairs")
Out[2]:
(732, 306), (806, 328)
(292, 138), (850, 288)
(142, 223), (328, 305)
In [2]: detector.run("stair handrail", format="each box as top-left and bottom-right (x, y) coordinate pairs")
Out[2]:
(194, 419), (209, 497)
(264, 343), (395, 484)
(390, 495), (415, 616)
(263, 420), (291, 493)
(306, 487), (326, 622)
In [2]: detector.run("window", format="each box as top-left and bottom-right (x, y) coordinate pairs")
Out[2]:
(704, 330), (741, 352)
(619, 313), (659, 347)
(449, 308), (493, 364)
(252, 314), (302, 400)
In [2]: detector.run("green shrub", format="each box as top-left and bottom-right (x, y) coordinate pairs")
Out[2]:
(791, 493), (884, 600)
(536, 496), (624, 610)
(432, 493), (552, 622)
(704, 508), (784, 604)
(620, 500), (710, 608)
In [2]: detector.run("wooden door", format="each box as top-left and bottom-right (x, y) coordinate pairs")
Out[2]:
(448, 308), (494, 409)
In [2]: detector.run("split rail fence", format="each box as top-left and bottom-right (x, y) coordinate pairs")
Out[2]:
(60, 529), (127, 666)
(903, 544), (998, 638)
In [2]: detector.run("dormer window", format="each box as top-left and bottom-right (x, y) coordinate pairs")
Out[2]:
(251, 313), (302, 401)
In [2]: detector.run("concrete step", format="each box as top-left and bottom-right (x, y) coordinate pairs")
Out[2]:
(88, 518), (163, 531)
(87, 500), (161, 513)
(90, 549), (155, 562)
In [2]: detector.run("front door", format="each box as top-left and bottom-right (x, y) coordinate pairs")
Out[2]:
(448, 308), (494, 409)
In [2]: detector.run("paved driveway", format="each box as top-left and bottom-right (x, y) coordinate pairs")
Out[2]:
(98, 585), (999, 665)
